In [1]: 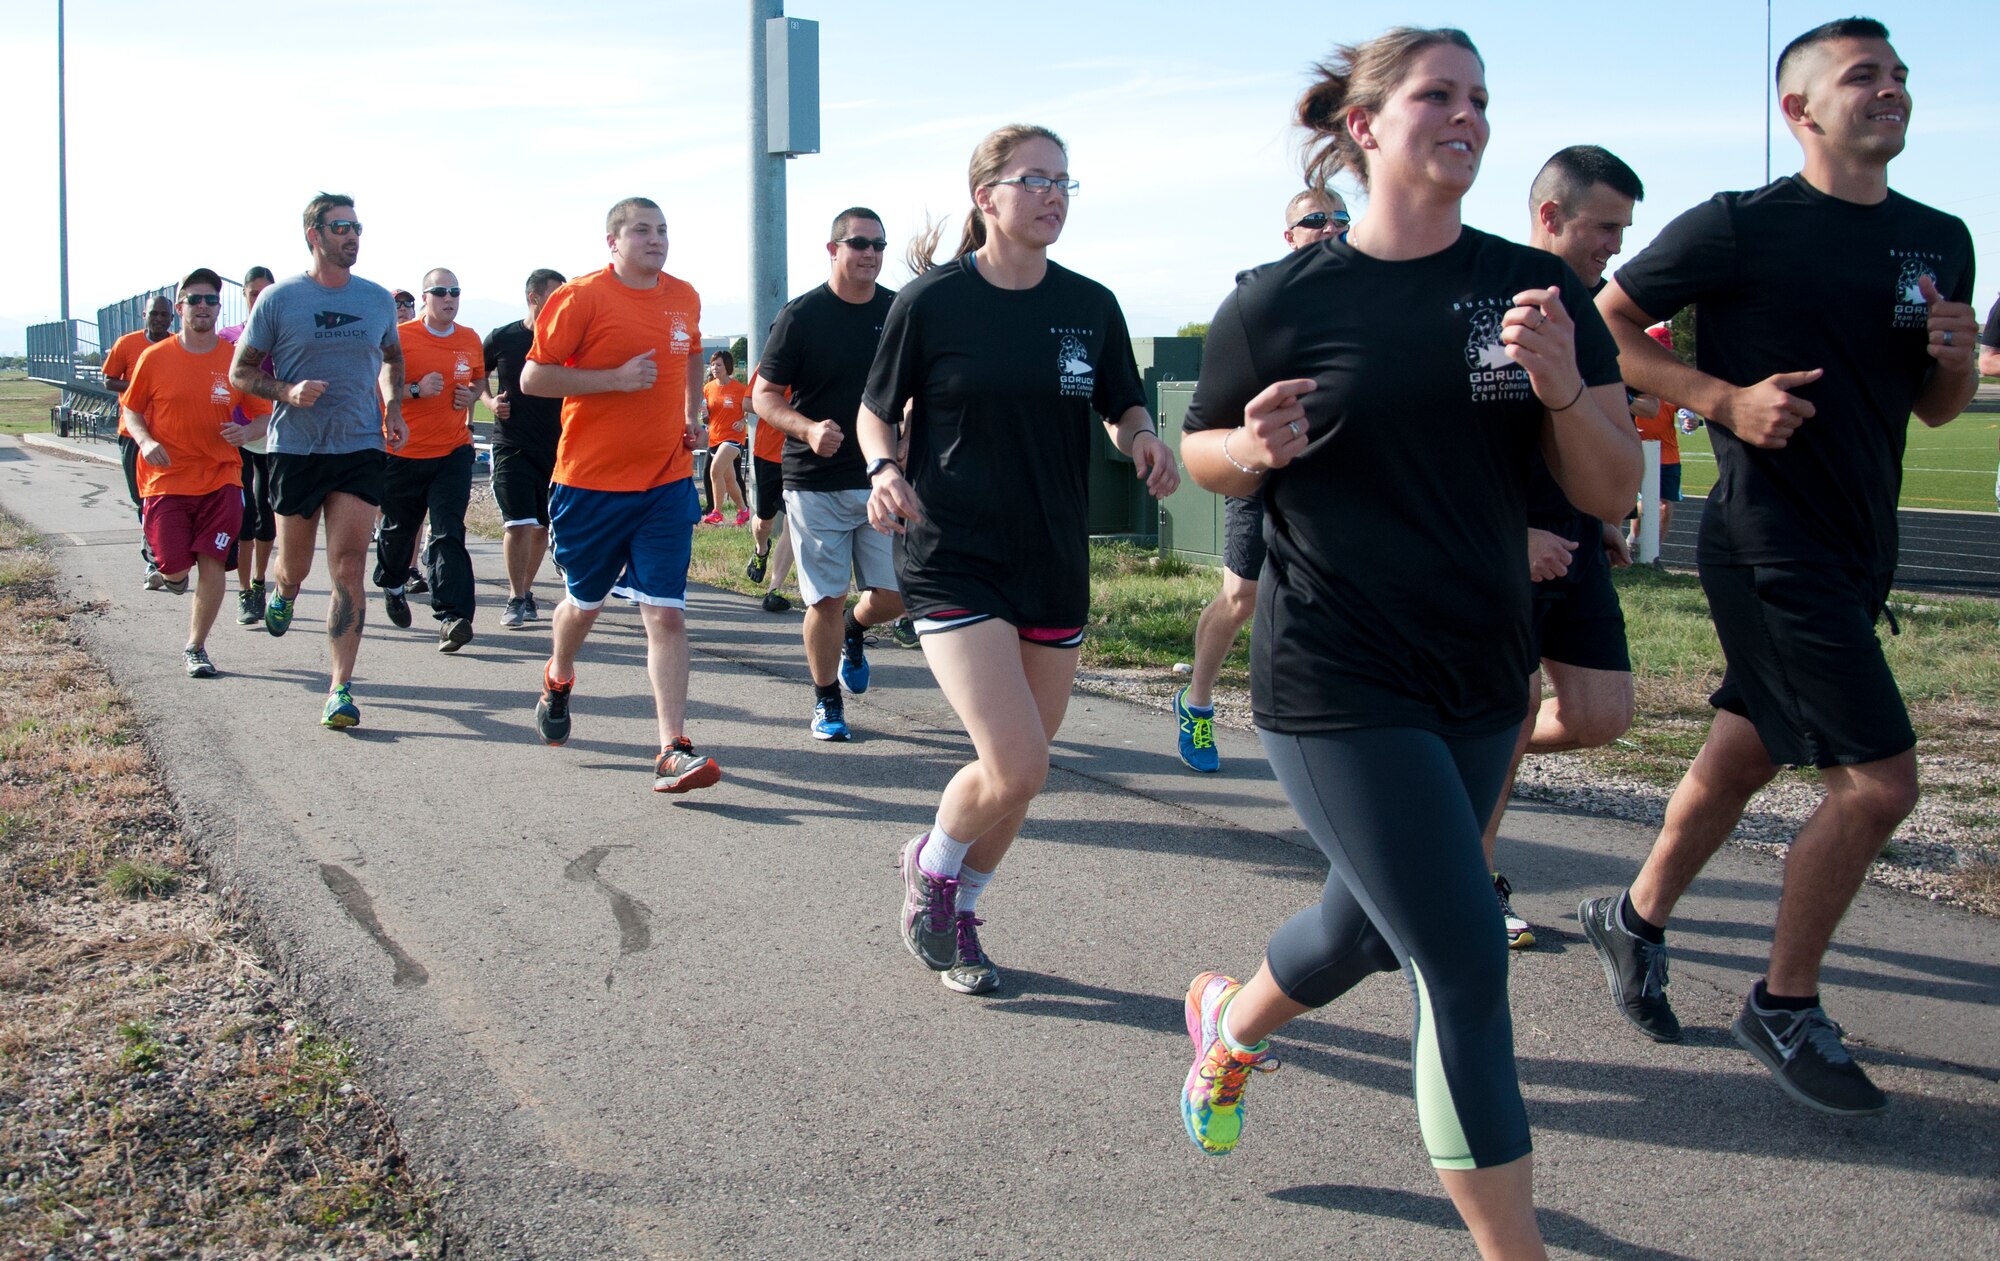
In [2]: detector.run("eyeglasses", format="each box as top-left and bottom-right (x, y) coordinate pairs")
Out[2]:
(835, 237), (889, 252)
(395, 298), (416, 307)
(179, 293), (221, 306)
(424, 286), (462, 297)
(1291, 210), (1351, 231)
(318, 219), (363, 236)
(989, 175), (1081, 196)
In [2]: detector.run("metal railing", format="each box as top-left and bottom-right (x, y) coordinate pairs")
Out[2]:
(30, 278), (246, 387)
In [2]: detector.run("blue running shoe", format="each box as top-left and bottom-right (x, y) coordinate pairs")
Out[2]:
(811, 696), (851, 742)
(321, 684), (360, 729)
(839, 634), (870, 694)
(265, 591), (295, 637)
(1175, 687), (1220, 773)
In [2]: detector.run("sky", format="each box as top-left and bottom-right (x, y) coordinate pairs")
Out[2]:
(3, 1), (1996, 354)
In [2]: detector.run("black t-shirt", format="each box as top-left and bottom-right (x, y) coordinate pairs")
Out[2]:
(1187, 227), (1621, 736)
(1614, 175), (1974, 574)
(863, 255), (1146, 628)
(758, 282), (897, 492)
(1982, 295), (2000, 350)
(481, 320), (562, 457)
(1522, 279), (1615, 589)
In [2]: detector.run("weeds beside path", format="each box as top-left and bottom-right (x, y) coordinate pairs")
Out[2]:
(0, 510), (442, 1258)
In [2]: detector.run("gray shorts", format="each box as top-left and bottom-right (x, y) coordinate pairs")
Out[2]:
(784, 487), (899, 606)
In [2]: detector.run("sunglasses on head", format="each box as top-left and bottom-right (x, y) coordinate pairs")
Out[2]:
(179, 293), (221, 306)
(424, 286), (462, 298)
(319, 218), (362, 236)
(836, 236), (889, 252)
(1291, 210), (1352, 231)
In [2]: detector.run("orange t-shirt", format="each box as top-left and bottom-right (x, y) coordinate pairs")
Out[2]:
(104, 329), (168, 436)
(395, 320), (483, 460)
(748, 371), (785, 463)
(528, 266), (702, 492)
(1632, 396), (1682, 465)
(122, 338), (271, 499)
(704, 377), (749, 448)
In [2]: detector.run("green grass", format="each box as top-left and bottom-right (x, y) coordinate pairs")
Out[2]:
(0, 373), (61, 436)
(1676, 412), (2000, 513)
(102, 858), (181, 900)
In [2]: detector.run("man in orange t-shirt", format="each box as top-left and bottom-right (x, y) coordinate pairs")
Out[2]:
(377, 268), (485, 651)
(103, 292), (177, 584)
(1626, 323), (1686, 551)
(701, 349), (751, 524)
(743, 368), (796, 612)
(520, 196), (719, 795)
(121, 269), (273, 679)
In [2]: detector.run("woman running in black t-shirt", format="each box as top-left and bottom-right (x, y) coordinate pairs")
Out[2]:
(1175, 30), (1639, 1261)
(856, 124), (1179, 997)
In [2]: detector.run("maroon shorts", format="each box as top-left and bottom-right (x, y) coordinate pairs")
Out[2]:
(142, 485), (242, 575)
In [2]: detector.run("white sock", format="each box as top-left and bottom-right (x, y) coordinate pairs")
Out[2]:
(1219, 996), (1263, 1053)
(955, 865), (993, 913)
(386, 584), (406, 595)
(917, 822), (971, 879)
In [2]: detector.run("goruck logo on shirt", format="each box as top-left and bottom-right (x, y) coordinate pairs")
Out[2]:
(453, 353), (473, 383)
(1457, 298), (1529, 402)
(209, 372), (232, 404)
(1891, 248), (1943, 330)
(1055, 329), (1094, 397)
(312, 310), (367, 337)
(669, 314), (692, 351)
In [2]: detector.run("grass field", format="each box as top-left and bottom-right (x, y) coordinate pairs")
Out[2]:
(1676, 410), (2000, 512)
(0, 374), (59, 436)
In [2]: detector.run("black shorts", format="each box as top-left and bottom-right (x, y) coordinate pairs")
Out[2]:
(1701, 562), (1913, 769)
(753, 456), (785, 521)
(491, 444), (555, 527)
(1530, 551), (1630, 673)
(269, 449), (386, 519)
(1223, 490), (1266, 581)
(239, 449), (275, 542)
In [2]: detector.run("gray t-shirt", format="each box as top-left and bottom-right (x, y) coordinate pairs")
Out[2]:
(243, 273), (397, 455)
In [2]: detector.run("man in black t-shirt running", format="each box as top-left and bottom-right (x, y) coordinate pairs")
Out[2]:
(753, 207), (907, 743)
(483, 268), (566, 628)
(1587, 18), (1979, 1117)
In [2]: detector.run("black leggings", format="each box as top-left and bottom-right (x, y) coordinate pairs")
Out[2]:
(1259, 725), (1527, 1170)
(374, 445), (475, 621)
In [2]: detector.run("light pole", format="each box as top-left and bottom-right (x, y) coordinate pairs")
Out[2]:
(747, 0), (786, 375)
(57, 0), (72, 365)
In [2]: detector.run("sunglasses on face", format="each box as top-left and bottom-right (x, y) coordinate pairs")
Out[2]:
(179, 294), (221, 306)
(318, 219), (362, 236)
(836, 236), (889, 252)
(424, 286), (462, 298)
(1291, 210), (1352, 231)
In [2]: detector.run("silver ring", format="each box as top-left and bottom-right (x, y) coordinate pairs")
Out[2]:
(1943, 330), (1953, 346)
(1286, 421), (1302, 439)
(1536, 311), (1548, 330)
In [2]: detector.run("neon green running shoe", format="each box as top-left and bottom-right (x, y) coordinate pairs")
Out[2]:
(1182, 971), (1277, 1155)
(321, 684), (361, 729)
(265, 591), (295, 637)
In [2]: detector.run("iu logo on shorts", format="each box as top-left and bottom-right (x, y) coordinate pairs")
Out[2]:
(213, 532), (231, 550)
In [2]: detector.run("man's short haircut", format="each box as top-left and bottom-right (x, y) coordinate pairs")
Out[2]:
(606, 197), (662, 236)
(422, 267), (455, 288)
(302, 191), (355, 236)
(1529, 145), (1644, 218)
(179, 268), (223, 295)
(829, 206), (884, 241)
(145, 292), (174, 311)
(1285, 188), (1342, 227)
(1776, 17), (1891, 91)
(242, 265), (275, 286)
(526, 268), (566, 297)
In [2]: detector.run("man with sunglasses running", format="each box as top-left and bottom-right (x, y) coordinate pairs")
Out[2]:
(231, 192), (407, 728)
(1172, 188), (1347, 772)
(753, 207), (906, 742)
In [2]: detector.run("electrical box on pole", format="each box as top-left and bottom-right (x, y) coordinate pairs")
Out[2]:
(765, 17), (819, 155)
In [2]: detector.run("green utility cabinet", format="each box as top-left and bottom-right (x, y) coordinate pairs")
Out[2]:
(1087, 337), (1204, 538)
(1154, 381), (1224, 565)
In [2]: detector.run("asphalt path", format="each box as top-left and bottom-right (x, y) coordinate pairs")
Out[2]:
(6, 434), (1998, 1261)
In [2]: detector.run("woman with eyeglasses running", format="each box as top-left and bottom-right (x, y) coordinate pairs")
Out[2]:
(858, 124), (1179, 996)
(1175, 29), (1638, 1261)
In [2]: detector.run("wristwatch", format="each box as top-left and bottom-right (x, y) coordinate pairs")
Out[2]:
(866, 457), (902, 480)
(406, 382), (420, 399)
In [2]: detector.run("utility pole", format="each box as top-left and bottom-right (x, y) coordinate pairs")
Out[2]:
(57, 0), (73, 365)
(747, 0), (786, 374)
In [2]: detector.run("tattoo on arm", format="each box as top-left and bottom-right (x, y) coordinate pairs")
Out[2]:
(379, 338), (406, 394)
(230, 339), (286, 401)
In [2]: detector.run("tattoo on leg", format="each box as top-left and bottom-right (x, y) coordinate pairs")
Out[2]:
(327, 586), (363, 639)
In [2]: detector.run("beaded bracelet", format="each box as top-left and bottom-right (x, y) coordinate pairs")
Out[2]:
(1222, 429), (1266, 476)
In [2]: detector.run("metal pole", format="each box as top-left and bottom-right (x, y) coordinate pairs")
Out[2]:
(747, 0), (787, 375)
(57, 0), (73, 368)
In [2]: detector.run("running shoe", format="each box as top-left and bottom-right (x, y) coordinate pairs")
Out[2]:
(811, 696), (851, 742)
(746, 545), (770, 584)
(536, 666), (573, 745)
(384, 587), (412, 629)
(890, 616), (920, 649)
(653, 737), (721, 794)
(700, 510), (725, 526)
(942, 913), (999, 995)
(405, 567), (428, 594)
(733, 509), (751, 527)
(182, 646), (217, 679)
(501, 597), (526, 629)
(1495, 872), (1535, 950)
(761, 591), (791, 614)
(236, 584), (264, 626)
(161, 575), (189, 596)
(1579, 894), (1681, 1042)
(1174, 687), (1220, 774)
(839, 634), (870, 694)
(143, 567), (166, 591)
(264, 592), (294, 637)
(1731, 992), (1887, 1116)
(897, 834), (959, 971)
(523, 592), (540, 622)
(438, 618), (473, 653)
(1182, 971), (1277, 1156)
(321, 683), (360, 729)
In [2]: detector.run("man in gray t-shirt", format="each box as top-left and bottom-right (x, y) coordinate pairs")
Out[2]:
(230, 192), (409, 730)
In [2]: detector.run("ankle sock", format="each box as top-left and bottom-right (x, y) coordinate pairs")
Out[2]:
(1618, 890), (1666, 944)
(917, 823), (970, 879)
(1182, 690), (1214, 716)
(814, 682), (841, 703)
(955, 865), (993, 913)
(1217, 994), (1265, 1054)
(1752, 979), (1817, 1013)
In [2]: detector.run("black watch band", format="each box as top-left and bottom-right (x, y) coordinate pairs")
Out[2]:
(866, 457), (902, 480)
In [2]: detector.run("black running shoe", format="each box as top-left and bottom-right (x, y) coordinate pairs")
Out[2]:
(761, 591), (791, 614)
(1578, 895), (1681, 1042)
(438, 617), (473, 653)
(536, 667), (573, 746)
(384, 587), (412, 629)
(1732, 994), (1887, 1116)
(746, 544), (770, 584)
(405, 567), (428, 595)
